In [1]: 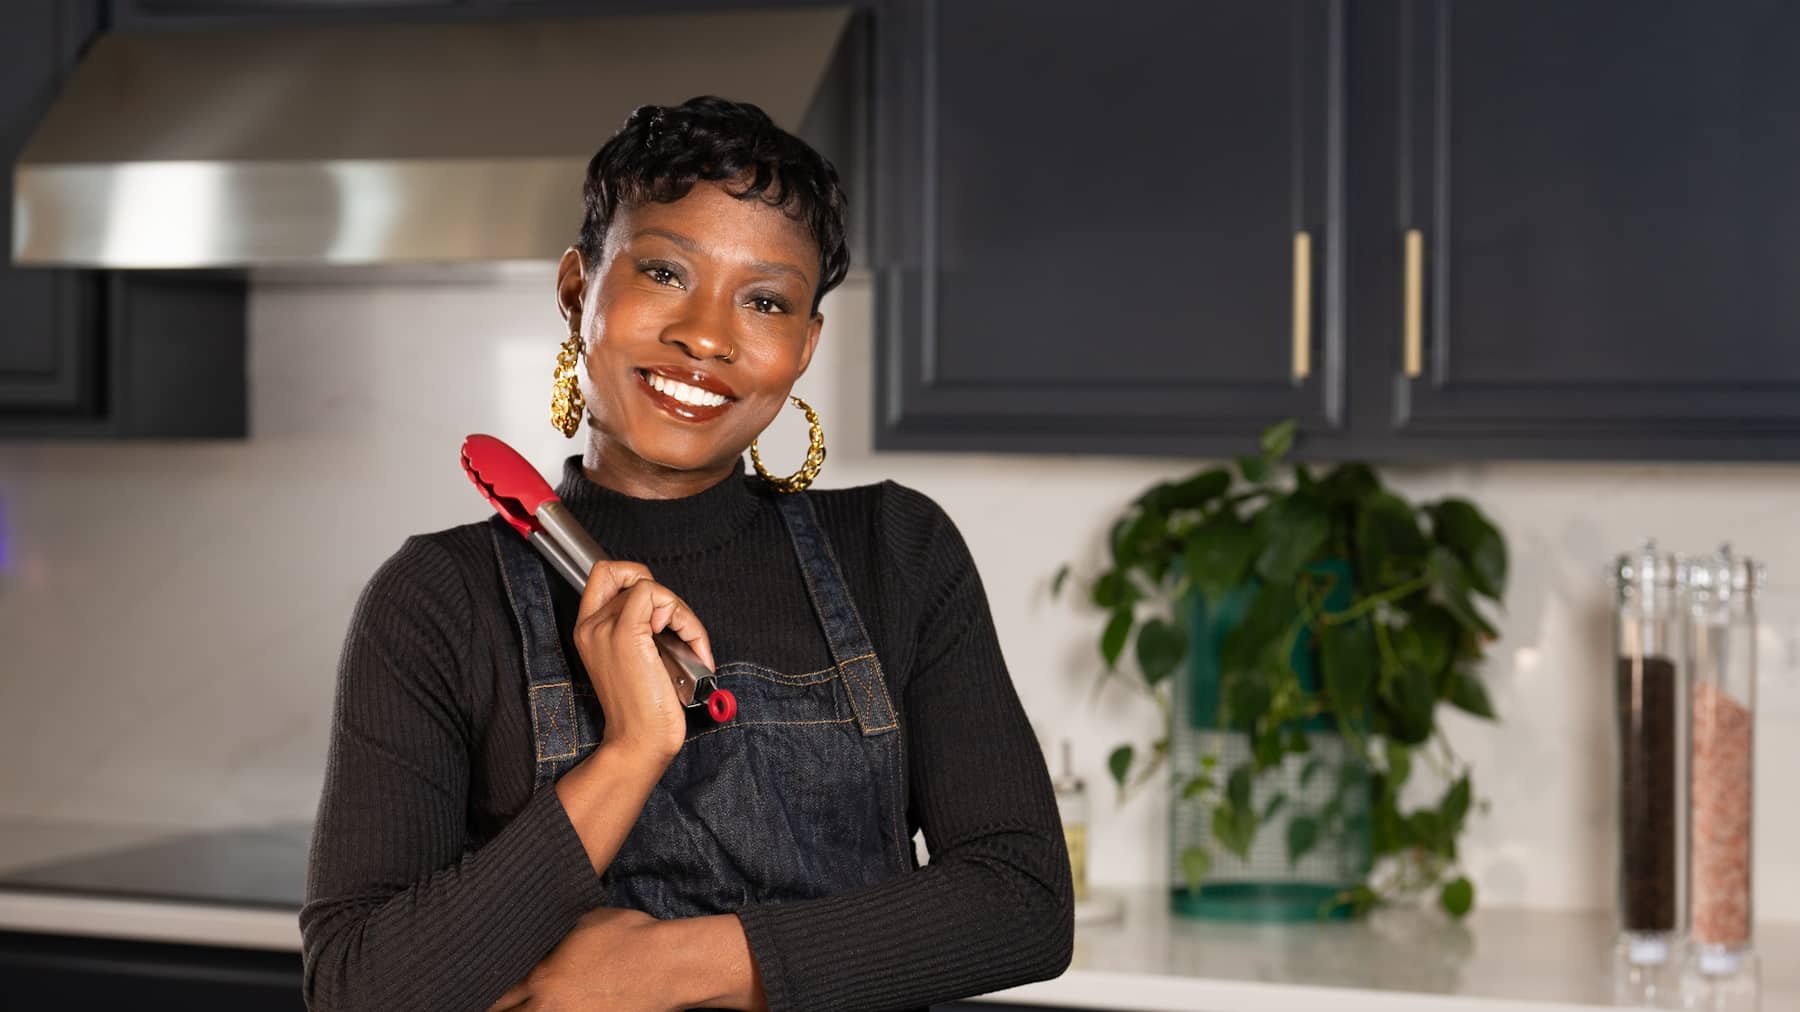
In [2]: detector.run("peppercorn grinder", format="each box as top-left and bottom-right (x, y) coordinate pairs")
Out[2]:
(1611, 542), (1686, 1008)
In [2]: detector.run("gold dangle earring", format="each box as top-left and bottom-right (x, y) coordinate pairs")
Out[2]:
(750, 395), (826, 494)
(550, 331), (585, 438)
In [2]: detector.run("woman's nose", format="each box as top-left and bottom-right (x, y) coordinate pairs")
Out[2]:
(661, 295), (736, 361)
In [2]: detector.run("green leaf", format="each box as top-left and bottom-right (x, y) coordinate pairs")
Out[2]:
(1428, 547), (1499, 640)
(1255, 492), (1332, 582)
(1356, 492), (1430, 588)
(1224, 672), (1274, 731)
(1384, 740), (1413, 793)
(1320, 621), (1377, 720)
(1260, 419), (1299, 459)
(1220, 582), (1294, 681)
(1091, 569), (1136, 609)
(1286, 816), (1321, 867)
(1237, 455), (1270, 483)
(1447, 667), (1497, 719)
(1318, 463), (1380, 507)
(1298, 757), (1326, 789)
(1135, 617), (1188, 687)
(1261, 792), (1289, 823)
(1440, 876), (1475, 918)
(1180, 774), (1214, 800)
(1380, 657), (1437, 746)
(1431, 499), (1508, 601)
(1101, 607), (1132, 670)
(1252, 724), (1284, 770)
(1370, 792), (1403, 855)
(1395, 606), (1456, 687)
(1227, 763), (1254, 812)
(1050, 564), (1071, 599)
(1111, 509), (1165, 569)
(1441, 775), (1472, 834)
(1106, 745), (1133, 789)
(1184, 518), (1259, 604)
(1211, 801), (1260, 859)
(1162, 468), (1233, 511)
(1283, 726), (1311, 756)
(1180, 845), (1213, 888)
(1338, 884), (1383, 918)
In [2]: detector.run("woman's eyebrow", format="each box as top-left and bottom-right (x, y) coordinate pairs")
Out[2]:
(632, 228), (811, 286)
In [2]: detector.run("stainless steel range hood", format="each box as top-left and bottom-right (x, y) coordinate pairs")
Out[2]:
(12, 8), (853, 269)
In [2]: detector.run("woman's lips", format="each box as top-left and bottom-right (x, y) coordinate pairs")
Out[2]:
(635, 369), (734, 423)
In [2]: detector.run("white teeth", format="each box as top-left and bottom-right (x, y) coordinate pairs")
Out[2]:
(647, 373), (726, 408)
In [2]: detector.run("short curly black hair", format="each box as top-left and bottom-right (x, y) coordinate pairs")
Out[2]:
(576, 96), (850, 313)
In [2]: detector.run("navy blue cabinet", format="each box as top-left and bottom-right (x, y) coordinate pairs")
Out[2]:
(1343, 0), (1800, 461)
(877, 0), (1800, 461)
(1, 0), (247, 438)
(874, 0), (1345, 455)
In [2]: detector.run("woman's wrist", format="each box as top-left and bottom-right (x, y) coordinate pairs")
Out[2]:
(656, 914), (768, 1011)
(553, 742), (670, 876)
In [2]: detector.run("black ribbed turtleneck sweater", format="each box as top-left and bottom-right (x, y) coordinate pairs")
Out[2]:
(300, 456), (1073, 1012)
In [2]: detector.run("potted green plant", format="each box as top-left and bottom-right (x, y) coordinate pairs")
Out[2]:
(1053, 421), (1506, 919)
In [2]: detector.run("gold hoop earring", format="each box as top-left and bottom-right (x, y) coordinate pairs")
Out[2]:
(550, 332), (585, 438)
(750, 395), (826, 494)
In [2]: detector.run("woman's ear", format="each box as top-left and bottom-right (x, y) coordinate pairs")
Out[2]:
(796, 313), (824, 376)
(556, 247), (587, 327)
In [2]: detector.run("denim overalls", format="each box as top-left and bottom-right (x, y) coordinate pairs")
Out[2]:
(488, 491), (913, 917)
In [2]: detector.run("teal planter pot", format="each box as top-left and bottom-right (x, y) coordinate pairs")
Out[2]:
(1169, 559), (1373, 921)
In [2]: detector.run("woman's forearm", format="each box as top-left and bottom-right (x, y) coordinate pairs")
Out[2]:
(659, 914), (769, 1011)
(554, 742), (669, 876)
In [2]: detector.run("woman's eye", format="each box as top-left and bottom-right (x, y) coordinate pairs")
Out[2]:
(746, 295), (788, 315)
(642, 265), (683, 288)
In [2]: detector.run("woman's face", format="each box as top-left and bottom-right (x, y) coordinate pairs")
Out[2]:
(558, 179), (824, 484)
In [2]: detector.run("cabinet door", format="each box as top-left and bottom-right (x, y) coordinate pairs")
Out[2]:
(0, 1), (103, 417)
(876, 0), (1345, 456)
(1367, 0), (1800, 460)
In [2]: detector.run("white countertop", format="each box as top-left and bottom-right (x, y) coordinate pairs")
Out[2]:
(1, 818), (1791, 1012)
(980, 889), (1797, 1011)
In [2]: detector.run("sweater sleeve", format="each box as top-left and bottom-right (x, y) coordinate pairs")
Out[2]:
(300, 536), (606, 1012)
(735, 484), (1075, 1012)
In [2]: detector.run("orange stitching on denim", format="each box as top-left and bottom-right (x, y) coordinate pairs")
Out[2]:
(716, 659), (839, 683)
(868, 656), (899, 726)
(531, 684), (578, 760)
(683, 717), (855, 743)
(843, 657), (898, 733)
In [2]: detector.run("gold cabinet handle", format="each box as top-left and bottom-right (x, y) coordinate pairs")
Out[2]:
(1292, 230), (1312, 381)
(1403, 229), (1424, 378)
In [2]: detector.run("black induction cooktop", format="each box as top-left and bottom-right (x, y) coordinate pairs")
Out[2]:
(0, 823), (310, 910)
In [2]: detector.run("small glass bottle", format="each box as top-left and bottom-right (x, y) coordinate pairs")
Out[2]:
(1611, 542), (1685, 1008)
(1681, 547), (1761, 1012)
(1053, 741), (1089, 904)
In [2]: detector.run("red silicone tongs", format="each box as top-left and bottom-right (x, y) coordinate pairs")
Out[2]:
(460, 434), (736, 723)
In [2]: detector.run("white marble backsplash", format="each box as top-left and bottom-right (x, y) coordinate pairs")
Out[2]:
(0, 270), (1794, 922)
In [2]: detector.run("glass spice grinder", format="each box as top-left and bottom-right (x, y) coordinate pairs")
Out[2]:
(1611, 542), (1686, 1007)
(1681, 547), (1761, 1011)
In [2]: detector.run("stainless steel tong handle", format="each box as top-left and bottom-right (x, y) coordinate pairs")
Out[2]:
(529, 502), (720, 709)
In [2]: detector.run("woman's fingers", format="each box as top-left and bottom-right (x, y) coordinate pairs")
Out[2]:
(610, 578), (715, 673)
(575, 559), (653, 623)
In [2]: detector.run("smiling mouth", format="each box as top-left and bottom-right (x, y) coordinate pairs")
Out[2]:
(635, 369), (735, 421)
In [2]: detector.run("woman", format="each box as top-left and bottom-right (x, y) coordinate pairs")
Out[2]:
(300, 96), (1073, 1012)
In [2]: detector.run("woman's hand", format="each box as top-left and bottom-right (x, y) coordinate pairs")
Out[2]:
(484, 908), (671, 1012)
(485, 910), (768, 1012)
(573, 560), (715, 767)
